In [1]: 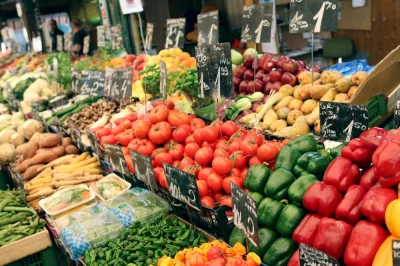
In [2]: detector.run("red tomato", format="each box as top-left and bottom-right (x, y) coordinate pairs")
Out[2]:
(185, 135), (195, 144)
(201, 126), (219, 143)
(231, 152), (247, 169)
(198, 167), (215, 181)
(267, 160), (275, 171)
(182, 165), (197, 175)
(100, 135), (118, 148)
(201, 196), (215, 209)
(223, 176), (243, 194)
(122, 120), (132, 129)
(211, 191), (224, 202)
(245, 132), (264, 147)
(228, 140), (241, 154)
(111, 124), (126, 135)
(116, 129), (134, 146)
(153, 152), (173, 167)
(193, 129), (204, 145)
(196, 180), (209, 198)
(179, 156), (195, 170)
(185, 143), (200, 159)
(190, 118), (206, 132)
(168, 110), (190, 126)
(202, 141), (216, 150)
(136, 139), (156, 156)
(282, 138), (291, 145)
(270, 141), (284, 153)
(148, 105), (169, 124)
(148, 121), (172, 145)
(114, 117), (128, 126)
(207, 246), (227, 261)
(207, 173), (223, 192)
(240, 168), (248, 180)
(257, 143), (279, 162)
(221, 197), (232, 216)
(249, 156), (263, 166)
(96, 127), (111, 139)
(240, 138), (259, 156)
(134, 120), (151, 139)
(153, 167), (163, 182)
(209, 258), (226, 266)
(124, 113), (137, 122)
(128, 138), (141, 151)
(226, 258), (247, 266)
(172, 124), (191, 144)
(212, 157), (233, 176)
(214, 148), (230, 159)
(195, 147), (214, 166)
(221, 121), (238, 137)
(158, 171), (168, 189)
(215, 138), (229, 151)
(172, 160), (181, 168)
(231, 168), (241, 177)
(168, 143), (184, 160)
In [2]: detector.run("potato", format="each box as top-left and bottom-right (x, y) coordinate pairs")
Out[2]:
(287, 110), (304, 126)
(279, 85), (294, 97)
(273, 96), (293, 111)
(293, 86), (301, 99)
(292, 121), (310, 135)
(296, 116), (307, 124)
(335, 78), (352, 93)
(320, 89), (338, 102)
(65, 145), (79, 154)
(23, 143), (39, 160)
(321, 70), (342, 84)
(296, 84), (312, 101)
(301, 99), (318, 114)
(352, 71), (368, 86)
(270, 120), (287, 132)
(288, 99), (303, 110)
(62, 137), (72, 146)
(276, 107), (290, 120)
(16, 143), (31, 155)
(314, 119), (321, 135)
(334, 93), (350, 102)
(306, 106), (320, 126)
(348, 86), (358, 98)
(37, 146), (65, 157)
(39, 133), (61, 148)
(298, 71), (321, 85)
(256, 105), (263, 113)
(310, 84), (334, 100)
(262, 110), (278, 129)
(277, 126), (295, 137)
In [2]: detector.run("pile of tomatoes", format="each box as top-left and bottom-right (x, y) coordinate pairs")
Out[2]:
(92, 101), (287, 213)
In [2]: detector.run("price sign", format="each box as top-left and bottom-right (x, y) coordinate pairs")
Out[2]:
(159, 60), (167, 101)
(69, 121), (83, 151)
(393, 240), (400, 265)
(165, 18), (186, 49)
(197, 10), (219, 46)
(86, 128), (103, 157)
(71, 68), (79, 92)
(289, 0), (339, 33)
(111, 24), (123, 50)
(49, 96), (68, 109)
(104, 144), (130, 175)
(57, 35), (63, 52)
(241, 4), (273, 43)
(145, 23), (154, 51)
(79, 70), (105, 96)
(394, 101), (400, 129)
(83, 36), (90, 55)
(320, 101), (368, 142)
(299, 244), (340, 266)
(163, 163), (202, 210)
(130, 150), (158, 190)
(97, 26), (105, 47)
(195, 42), (234, 99)
(64, 33), (72, 52)
(104, 67), (132, 99)
(231, 183), (259, 248)
(15, 172), (27, 204)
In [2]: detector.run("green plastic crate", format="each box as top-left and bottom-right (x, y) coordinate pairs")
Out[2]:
(368, 94), (387, 127)
(7, 245), (58, 266)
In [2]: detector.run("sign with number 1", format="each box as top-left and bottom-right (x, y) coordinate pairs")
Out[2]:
(165, 18), (185, 49)
(241, 4), (273, 43)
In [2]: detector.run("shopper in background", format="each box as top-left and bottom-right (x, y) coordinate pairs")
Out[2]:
(71, 19), (88, 55)
(49, 19), (63, 51)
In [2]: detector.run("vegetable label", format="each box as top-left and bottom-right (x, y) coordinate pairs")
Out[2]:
(57, 35), (63, 52)
(145, 23), (154, 51)
(165, 18), (186, 49)
(160, 60), (167, 101)
(104, 67), (132, 99)
(289, 0), (339, 33)
(86, 128), (103, 157)
(195, 42), (234, 99)
(392, 240), (400, 265)
(111, 24), (123, 50)
(241, 4), (273, 43)
(197, 10), (219, 46)
(130, 150), (158, 190)
(64, 33), (72, 52)
(394, 101), (400, 129)
(69, 121), (83, 151)
(320, 101), (368, 142)
(299, 243), (340, 266)
(104, 144), (130, 176)
(231, 183), (259, 248)
(163, 163), (202, 211)
(83, 35), (90, 55)
(79, 70), (105, 96)
(97, 26), (105, 47)
(71, 68), (79, 92)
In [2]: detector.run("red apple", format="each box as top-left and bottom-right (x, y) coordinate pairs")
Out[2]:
(166, 100), (175, 110)
(312, 65), (322, 73)
(277, 56), (289, 69)
(263, 73), (270, 84)
(269, 69), (283, 82)
(281, 72), (297, 86)
(283, 59), (298, 73)
(247, 81), (255, 93)
(239, 92), (247, 96)
(234, 91), (239, 96)
(255, 79), (264, 92)
(243, 69), (254, 81)
(255, 69), (266, 80)
(234, 65), (247, 79)
(263, 58), (277, 72)
(251, 102), (262, 112)
(272, 81), (283, 92)
(243, 55), (254, 68)
(297, 60), (306, 71)
(264, 82), (274, 94)
(295, 69), (306, 79)
(125, 54), (136, 62)
(259, 53), (272, 68)
(233, 76), (241, 90)
(252, 58), (261, 71)
(239, 80), (248, 92)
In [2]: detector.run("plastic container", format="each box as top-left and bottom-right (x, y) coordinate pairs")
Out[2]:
(194, 104), (216, 121)
(39, 185), (95, 216)
(7, 245), (58, 266)
(89, 173), (131, 201)
(368, 94), (387, 127)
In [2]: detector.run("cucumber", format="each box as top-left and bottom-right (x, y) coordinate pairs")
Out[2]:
(53, 103), (79, 117)
(59, 103), (90, 123)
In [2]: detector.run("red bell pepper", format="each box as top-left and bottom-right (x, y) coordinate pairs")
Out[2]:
(303, 182), (343, 217)
(359, 167), (381, 190)
(382, 129), (400, 143)
(361, 187), (397, 225)
(372, 140), (400, 178)
(313, 217), (353, 260)
(292, 214), (322, 246)
(341, 138), (374, 168)
(335, 185), (366, 225)
(323, 157), (360, 194)
(287, 249), (300, 266)
(360, 127), (387, 149)
(344, 220), (388, 266)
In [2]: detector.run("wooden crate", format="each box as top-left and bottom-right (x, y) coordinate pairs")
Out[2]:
(0, 228), (52, 265)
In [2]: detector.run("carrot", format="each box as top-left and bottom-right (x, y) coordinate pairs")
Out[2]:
(29, 168), (52, 182)
(25, 176), (52, 188)
(53, 171), (84, 181)
(52, 175), (102, 188)
(27, 187), (55, 201)
(71, 153), (88, 164)
(83, 168), (102, 174)
(36, 154), (77, 172)
(76, 162), (100, 170)
(55, 158), (98, 173)
(25, 182), (52, 192)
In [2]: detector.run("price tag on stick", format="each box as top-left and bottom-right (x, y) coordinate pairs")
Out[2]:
(165, 18), (186, 49)
(104, 144), (130, 175)
(231, 182), (259, 248)
(104, 67), (132, 99)
(320, 101), (368, 142)
(69, 121), (83, 151)
(289, 0), (339, 33)
(394, 101), (400, 129)
(392, 240), (400, 265)
(111, 24), (123, 49)
(97, 26), (106, 47)
(159, 60), (167, 101)
(197, 10), (219, 46)
(130, 150), (158, 190)
(86, 128), (103, 157)
(57, 35), (63, 52)
(241, 4), (273, 43)
(163, 164), (202, 210)
(79, 70), (105, 96)
(83, 36), (90, 55)
(299, 244), (340, 266)
(71, 68), (79, 92)
(145, 23), (154, 51)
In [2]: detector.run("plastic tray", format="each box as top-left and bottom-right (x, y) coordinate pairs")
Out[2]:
(89, 173), (131, 201)
(38, 184), (95, 216)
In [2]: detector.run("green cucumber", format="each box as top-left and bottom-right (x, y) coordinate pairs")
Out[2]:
(53, 103), (79, 117)
(59, 103), (90, 123)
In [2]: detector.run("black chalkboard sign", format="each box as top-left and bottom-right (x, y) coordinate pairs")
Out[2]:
(393, 240), (400, 265)
(289, 0), (338, 33)
(394, 101), (400, 129)
(71, 68), (79, 92)
(299, 244), (340, 266)
(163, 163), (202, 210)
(86, 128), (103, 157)
(104, 144), (130, 175)
(97, 26), (105, 48)
(79, 70), (105, 96)
(104, 67), (132, 99)
(241, 4), (273, 43)
(231, 183), (259, 248)
(320, 101), (368, 142)
(69, 121), (83, 151)
(165, 18), (186, 49)
(145, 23), (154, 51)
(195, 42), (234, 99)
(197, 11), (219, 46)
(160, 61), (167, 101)
(111, 24), (123, 50)
(130, 150), (158, 190)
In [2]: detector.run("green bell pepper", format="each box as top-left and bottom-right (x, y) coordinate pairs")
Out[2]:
(249, 227), (277, 258)
(287, 135), (318, 154)
(249, 192), (264, 207)
(264, 168), (295, 200)
(274, 146), (301, 172)
(263, 237), (297, 266)
(244, 165), (271, 194)
(276, 204), (305, 237)
(294, 151), (330, 176)
(330, 142), (348, 159)
(228, 226), (246, 247)
(257, 197), (284, 228)
(288, 174), (318, 206)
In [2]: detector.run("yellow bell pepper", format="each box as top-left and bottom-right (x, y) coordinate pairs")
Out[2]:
(247, 252), (262, 265)
(233, 243), (247, 256)
(385, 199), (400, 237)
(373, 235), (400, 266)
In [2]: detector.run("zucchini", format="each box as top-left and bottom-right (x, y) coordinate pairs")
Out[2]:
(59, 103), (90, 123)
(53, 103), (79, 117)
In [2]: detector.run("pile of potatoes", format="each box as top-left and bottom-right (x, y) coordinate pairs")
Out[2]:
(258, 70), (368, 137)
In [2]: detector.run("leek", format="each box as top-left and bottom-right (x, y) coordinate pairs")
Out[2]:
(224, 97), (252, 121)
